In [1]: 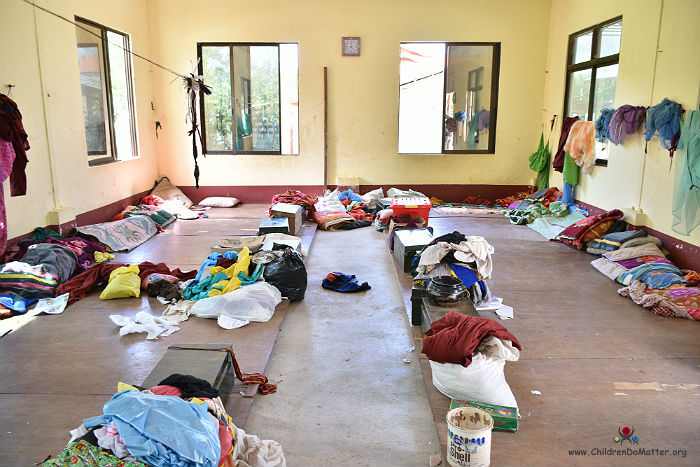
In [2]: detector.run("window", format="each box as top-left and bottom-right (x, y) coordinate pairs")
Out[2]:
(398, 42), (500, 154)
(75, 17), (138, 165)
(198, 43), (299, 155)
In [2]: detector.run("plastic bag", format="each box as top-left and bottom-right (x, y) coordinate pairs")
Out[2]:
(361, 188), (384, 209)
(429, 337), (520, 408)
(263, 249), (307, 302)
(190, 282), (282, 329)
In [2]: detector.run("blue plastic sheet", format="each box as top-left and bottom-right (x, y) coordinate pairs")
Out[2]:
(84, 390), (220, 467)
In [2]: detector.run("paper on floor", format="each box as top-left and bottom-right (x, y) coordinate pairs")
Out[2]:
(34, 293), (69, 315)
(496, 305), (514, 320)
(110, 311), (180, 340)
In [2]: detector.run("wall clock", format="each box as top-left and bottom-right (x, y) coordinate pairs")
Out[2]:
(342, 37), (361, 56)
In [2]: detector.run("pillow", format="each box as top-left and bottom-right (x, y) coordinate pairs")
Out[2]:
(198, 197), (240, 208)
(100, 265), (141, 300)
(150, 177), (193, 208)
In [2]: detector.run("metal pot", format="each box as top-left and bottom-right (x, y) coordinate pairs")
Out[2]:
(427, 275), (467, 306)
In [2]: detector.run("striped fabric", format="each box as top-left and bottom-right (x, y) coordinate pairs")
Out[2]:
(0, 261), (58, 298)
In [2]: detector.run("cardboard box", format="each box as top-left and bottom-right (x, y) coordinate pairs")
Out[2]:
(270, 203), (304, 235)
(449, 399), (518, 432)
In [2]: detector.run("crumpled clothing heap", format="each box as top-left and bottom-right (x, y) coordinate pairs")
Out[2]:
(322, 272), (371, 293)
(618, 280), (700, 320)
(232, 426), (286, 467)
(183, 248), (254, 300)
(42, 440), (147, 466)
(422, 312), (521, 367)
(83, 390), (221, 467)
(617, 262), (686, 289)
(109, 311), (181, 340)
(564, 120), (596, 174)
(504, 200), (568, 225)
(269, 189), (315, 216)
(417, 236), (494, 280)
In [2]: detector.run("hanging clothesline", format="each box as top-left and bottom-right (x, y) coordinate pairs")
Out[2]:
(21, 0), (185, 79)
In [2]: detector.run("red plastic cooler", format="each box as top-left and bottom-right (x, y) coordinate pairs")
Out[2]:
(390, 197), (432, 226)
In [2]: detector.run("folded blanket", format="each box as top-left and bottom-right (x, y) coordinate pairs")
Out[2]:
(591, 257), (628, 281)
(586, 229), (647, 253)
(602, 243), (666, 261)
(619, 235), (663, 249)
(313, 211), (355, 231)
(555, 209), (623, 249)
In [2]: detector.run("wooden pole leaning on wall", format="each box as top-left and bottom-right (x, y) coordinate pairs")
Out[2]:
(323, 66), (328, 192)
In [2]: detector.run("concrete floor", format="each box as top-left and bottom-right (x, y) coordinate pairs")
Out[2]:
(1, 205), (699, 466)
(245, 226), (441, 466)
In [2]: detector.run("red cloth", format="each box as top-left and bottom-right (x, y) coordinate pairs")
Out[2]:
(552, 116), (580, 173)
(0, 94), (29, 196)
(140, 195), (165, 206)
(217, 420), (234, 466)
(421, 312), (521, 367)
(56, 261), (197, 305)
(149, 385), (184, 397)
(461, 195), (493, 207)
(269, 190), (316, 215)
(554, 209), (623, 249)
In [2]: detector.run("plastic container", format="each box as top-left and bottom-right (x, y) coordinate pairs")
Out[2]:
(390, 197), (432, 226)
(446, 406), (494, 467)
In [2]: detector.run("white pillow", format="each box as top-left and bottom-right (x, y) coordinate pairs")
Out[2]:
(198, 196), (240, 208)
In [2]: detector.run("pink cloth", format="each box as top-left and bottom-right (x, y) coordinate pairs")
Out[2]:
(148, 384), (184, 397)
(0, 137), (16, 255)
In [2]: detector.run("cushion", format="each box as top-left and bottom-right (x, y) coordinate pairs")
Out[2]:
(198, 197), (240, 208)
(150, 177), (193, 208)
(100, 265), (141, 300)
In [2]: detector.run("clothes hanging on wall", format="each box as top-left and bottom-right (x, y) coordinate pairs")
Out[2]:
(645, 98), (683, 156)
(552, 116), (580, 172)
(562, 152), (580, 186)
(671, 110), (700, 235)
(0, 93), (29, 197)
(608, 105), (646, 145)
(595, 108), (614, 143)
(528, 133), (550, 190)
(564, 121), (596, 174)
(0, 137), (15, 255)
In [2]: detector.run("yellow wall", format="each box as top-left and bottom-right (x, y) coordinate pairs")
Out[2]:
(147, 0), (551, 187)
(1, 0), (159, 239)
(543, 0), (700, 246)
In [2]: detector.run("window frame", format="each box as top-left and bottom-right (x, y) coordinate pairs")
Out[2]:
(75, 16), (138, 166)
(563, 16), (622, 167)
(197, 42), (298, 156)
(441, 42), (500, 155)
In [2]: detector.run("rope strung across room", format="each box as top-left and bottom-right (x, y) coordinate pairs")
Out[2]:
(20, 0), (211, 188)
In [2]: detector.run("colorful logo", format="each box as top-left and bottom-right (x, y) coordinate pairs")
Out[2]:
(613, 426), (639, 444)
(497, 408), (512, 416)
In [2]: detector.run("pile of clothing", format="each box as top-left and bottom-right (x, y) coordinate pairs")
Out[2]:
(422, 312), (521, 407)
(591, 242), (699, 320)
(413, 231), (494, 306)
(42, 375), (285, 467)
(312, 190), (372, 231)
(268, 189), (316, 216)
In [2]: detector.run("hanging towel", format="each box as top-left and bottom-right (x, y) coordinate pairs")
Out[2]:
(595, 108), (615, 143)
(564, 121), (596, 173)
(645, 98), (683, 155)
(671, 110), (700, 235)
(608, 105), (646, 145)
(552, 116), (580, 172)
(528, 133), (550, 190)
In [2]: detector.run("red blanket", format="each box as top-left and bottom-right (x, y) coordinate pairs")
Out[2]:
(422, 312), (521, 367)
(269, 190), (316, 215)
(56, 261), (196, 306)
(554, 209), (623, 249)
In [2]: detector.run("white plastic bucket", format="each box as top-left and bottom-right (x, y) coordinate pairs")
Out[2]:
(446, 406), (494, 467)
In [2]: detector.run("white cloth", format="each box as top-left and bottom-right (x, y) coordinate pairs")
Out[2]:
(190, 282), (282, 329)
(591, 257), (628, 281)
(109, 311), (180, 340)
(233, 426), (286, 467)
(94, 422), (138, 461)
(161, 299), (196, 323)
(417, 236), (494, 279)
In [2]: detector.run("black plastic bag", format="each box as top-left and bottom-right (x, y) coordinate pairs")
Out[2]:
(263, 248), (307, 302)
